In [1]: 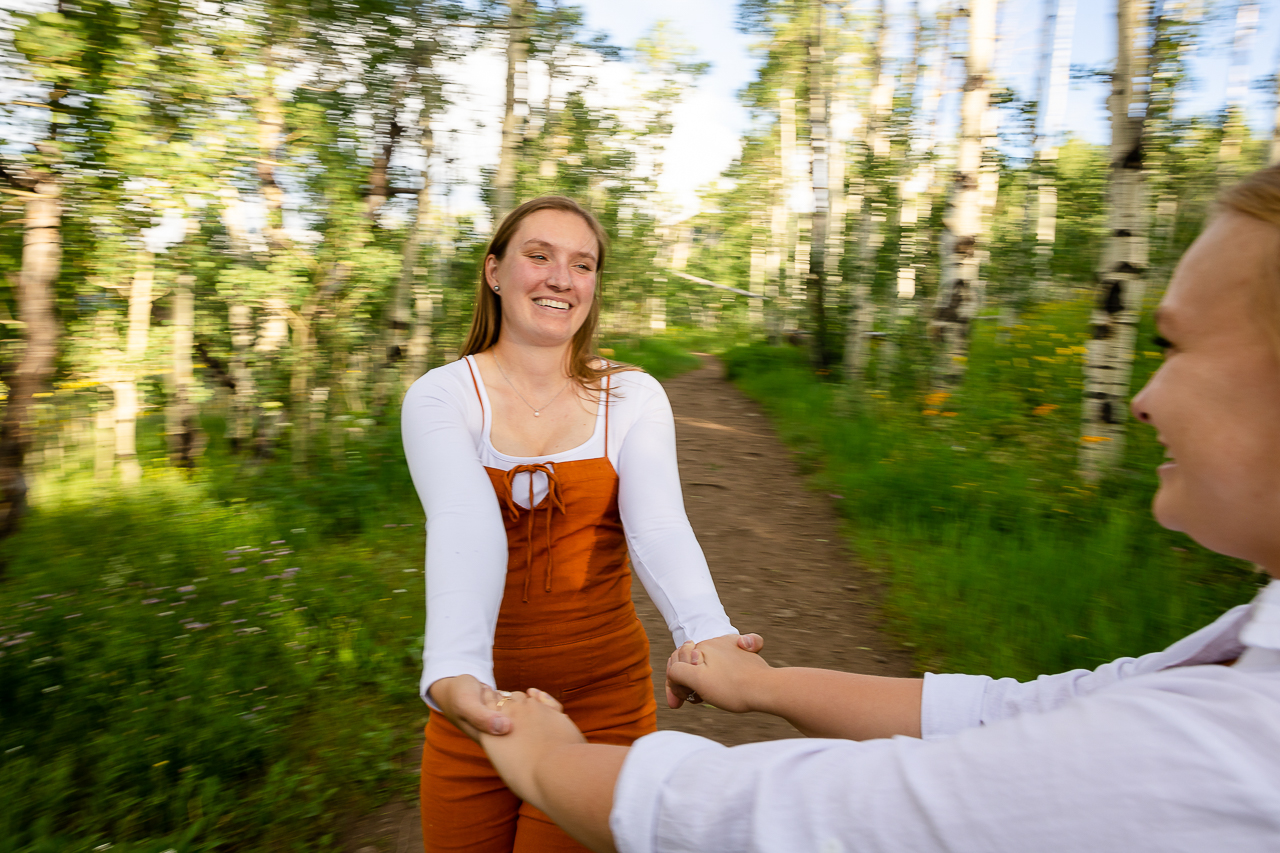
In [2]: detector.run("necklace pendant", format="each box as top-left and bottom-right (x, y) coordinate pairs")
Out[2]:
(534, 411), (541, 417)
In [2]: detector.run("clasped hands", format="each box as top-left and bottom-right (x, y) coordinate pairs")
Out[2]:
(475, 633), (768, 801)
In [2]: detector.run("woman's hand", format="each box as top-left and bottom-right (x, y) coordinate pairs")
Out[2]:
(428, 674), (512, 741)
(665, 634), (773, 713)
(480, 688), (586, 802)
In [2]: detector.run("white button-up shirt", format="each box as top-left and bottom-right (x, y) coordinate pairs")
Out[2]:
(611, 581), (1280, 853)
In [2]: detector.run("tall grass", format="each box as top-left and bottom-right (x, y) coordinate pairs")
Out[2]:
(0, 335), (699, 853)
(724, 297), (1261, 680)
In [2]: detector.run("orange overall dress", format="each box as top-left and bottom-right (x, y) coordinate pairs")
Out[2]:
(420, 364), (658, 853)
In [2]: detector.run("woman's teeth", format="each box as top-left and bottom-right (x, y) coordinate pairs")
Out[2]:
(534, 299), (569, 310)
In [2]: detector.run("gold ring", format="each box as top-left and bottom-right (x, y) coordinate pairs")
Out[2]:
(495, 690), (512, 710)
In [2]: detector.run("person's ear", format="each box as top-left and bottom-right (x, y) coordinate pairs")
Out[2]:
(484, 255), (501, 290)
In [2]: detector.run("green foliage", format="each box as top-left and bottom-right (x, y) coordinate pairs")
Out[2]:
(0, 466), (427, 852)
(723, 296), (1260, 680)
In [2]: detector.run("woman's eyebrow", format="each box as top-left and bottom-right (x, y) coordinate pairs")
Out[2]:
(519, 238), (597, 262)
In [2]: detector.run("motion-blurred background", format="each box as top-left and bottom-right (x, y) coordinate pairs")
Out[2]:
(2, 1), (1278, 850)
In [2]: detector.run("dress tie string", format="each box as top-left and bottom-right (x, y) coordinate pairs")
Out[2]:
(499, 463), (566, 602)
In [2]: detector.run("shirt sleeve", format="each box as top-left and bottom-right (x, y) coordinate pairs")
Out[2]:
(615, 374), (736, 648)
(401, 370), (509, 708)
(613, 665), (1280, 853)
(920, 603), (1252, 738)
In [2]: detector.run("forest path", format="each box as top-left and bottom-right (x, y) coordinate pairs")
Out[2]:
(343, 355), (912, 852)
(639, 354), (913, 745)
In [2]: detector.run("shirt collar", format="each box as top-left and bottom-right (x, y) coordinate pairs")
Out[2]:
(1235, 579), (1280, 671)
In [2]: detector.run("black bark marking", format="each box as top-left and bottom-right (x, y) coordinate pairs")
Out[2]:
(1113, 229), (1132, 237)
(1100, 400), (1116, 424)
(1098, 280), (1124, 315)
(1121, 143), (1143, 170)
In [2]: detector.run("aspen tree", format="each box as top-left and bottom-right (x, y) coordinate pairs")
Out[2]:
(884, 0), (927, 381)
(1022, 0), (1075, 304)
(1273, 59), (1280, 164)
(113, 250), (153, 484)
(779, 77), (801, 335)
(807, 0), (834, 366)
(1080, 0), (1152, 481)
(494, 0), (530, 222)
(1218, 1), (1259, 178)
(845, 0), (889, 382)
(0, 8), (73, 555)
(167, 275), (200, 469)
(930, 0), (995, 389)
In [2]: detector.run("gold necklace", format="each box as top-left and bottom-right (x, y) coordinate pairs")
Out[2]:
(492, 353), (571, 417)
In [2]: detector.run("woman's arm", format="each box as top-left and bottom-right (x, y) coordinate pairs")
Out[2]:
(613, 375), (737, 648)
(668, 635), (923, 739)
(480, 690), (623, 853)
(401, 369), (512, 738)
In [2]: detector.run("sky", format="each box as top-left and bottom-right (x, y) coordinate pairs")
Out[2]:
(549, 0), (1280, 220)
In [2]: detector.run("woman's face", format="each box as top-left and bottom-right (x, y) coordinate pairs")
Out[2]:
(1131, 212), (1280, 571)
(485, 209), (599, 349)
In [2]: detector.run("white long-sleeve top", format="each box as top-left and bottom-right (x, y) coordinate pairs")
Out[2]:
(612, 581), (1280, 853)
(402, 356), (736, 708)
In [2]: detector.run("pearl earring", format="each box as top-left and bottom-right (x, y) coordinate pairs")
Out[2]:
(493, 285), (500, 292)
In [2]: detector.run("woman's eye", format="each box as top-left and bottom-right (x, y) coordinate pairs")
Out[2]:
(1152, 335), (1173, 351)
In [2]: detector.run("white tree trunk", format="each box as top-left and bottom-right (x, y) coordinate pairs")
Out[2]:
(1219, 1), (1259, 176)
(1272, 59), (1280, 165)
(749, 210), (767, 330)
(494, 0), (529, 222)
(1080, 0), (1151, 481)
(807, 0), (832, 365)
(779, 82), (801, 334)
(114, 250), (153, 484)
(229, 302), (257, 452)
(930, 0), (995, 389)
(166, 274), (200, 468)
(845, 0), (890, 382)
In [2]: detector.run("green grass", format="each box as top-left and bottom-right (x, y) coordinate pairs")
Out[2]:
(0, 342), (702, 853)
(723, 297), (1261, 680)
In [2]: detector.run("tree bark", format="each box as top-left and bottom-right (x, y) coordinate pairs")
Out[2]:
(845, 0), (889, 382)
(113, 249), (153, 484)
(1080, 0), (1151, 481)
(494, 0), (529, 222)
(228, 302), (257, 453)
(393, 87), (436, 389)
(929, 0), (995, 390)
(1272, 55), (1280, 165)
(166, 274), (200, 468)
(806, 0), (832, 367)
(0, 178), (60, 559)
(1218, 1), (1259, 178)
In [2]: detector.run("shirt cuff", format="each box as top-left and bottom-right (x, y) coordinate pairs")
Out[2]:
(419, 660), (496, 712)
(611, 731), (727, 853)
(920, 671), (990, 740)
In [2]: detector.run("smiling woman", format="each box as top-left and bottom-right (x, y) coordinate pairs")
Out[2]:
(400, 196), (757, 853)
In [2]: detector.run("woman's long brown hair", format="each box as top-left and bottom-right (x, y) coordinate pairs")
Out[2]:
(460, 195), (633, 392)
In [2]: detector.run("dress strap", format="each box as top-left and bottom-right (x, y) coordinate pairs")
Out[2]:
(603, 373), (611, 458)
(463, 355), (485, 423)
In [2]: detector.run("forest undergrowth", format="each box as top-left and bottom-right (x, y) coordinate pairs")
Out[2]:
(0, 337), (696, 853)
(724, 295), (1262, 680)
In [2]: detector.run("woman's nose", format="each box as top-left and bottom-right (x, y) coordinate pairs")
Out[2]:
(1130, 384), (1153, 424)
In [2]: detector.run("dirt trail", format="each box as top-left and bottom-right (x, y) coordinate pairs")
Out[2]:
(638, 355), (912, 745)
(344, 356), (911, 851)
